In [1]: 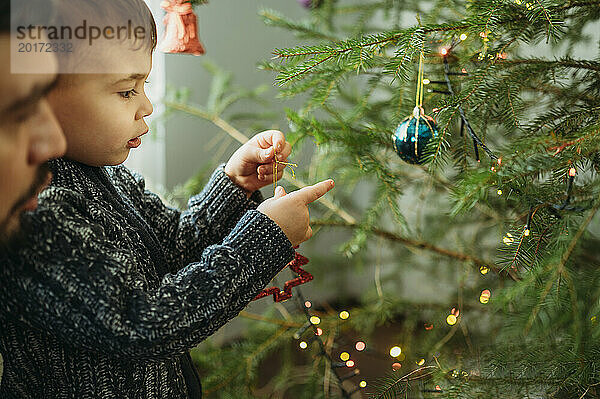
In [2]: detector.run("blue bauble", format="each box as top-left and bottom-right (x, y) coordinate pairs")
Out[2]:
(392, 107), (438, 164)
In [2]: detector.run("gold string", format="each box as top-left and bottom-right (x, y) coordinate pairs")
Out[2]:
(415, 50), (425, 109)
(414, 50), (425, 157)
(272, 150), (298, 196)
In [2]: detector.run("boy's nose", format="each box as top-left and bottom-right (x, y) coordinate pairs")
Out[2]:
(28, 99), (67, 165)
(137, 93), (153, 119)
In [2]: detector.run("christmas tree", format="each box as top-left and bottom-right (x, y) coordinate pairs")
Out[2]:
(166, 0), (600, 397)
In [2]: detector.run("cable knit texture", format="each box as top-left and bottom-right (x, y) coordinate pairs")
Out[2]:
(0, 158), (296, 399)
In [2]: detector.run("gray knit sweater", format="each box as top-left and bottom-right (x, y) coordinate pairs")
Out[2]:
(0, 158), (296, 398)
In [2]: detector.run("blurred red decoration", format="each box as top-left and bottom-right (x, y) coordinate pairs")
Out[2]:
(159, 0), (205, 55)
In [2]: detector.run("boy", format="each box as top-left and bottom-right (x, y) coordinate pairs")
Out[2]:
(0, 0), (334, 398)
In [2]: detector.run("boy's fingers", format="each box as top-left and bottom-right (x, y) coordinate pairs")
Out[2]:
(274, 186), (286, 198)
(257, 146), (274, 161)
(305, 226), (313, 241)
(276, 141), (292, 161)
(290, 179), (335, 205)
(270, 130), (286, 152)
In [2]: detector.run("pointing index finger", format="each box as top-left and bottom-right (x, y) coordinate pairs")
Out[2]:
(292, 179), (335, 205)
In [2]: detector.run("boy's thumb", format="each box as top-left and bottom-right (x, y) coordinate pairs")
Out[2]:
(275, 186), (286, 198)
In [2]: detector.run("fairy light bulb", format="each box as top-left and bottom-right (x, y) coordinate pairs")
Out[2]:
(479, 289), (491, 304)
(339, 311), (349, 320)
(503, 233), (514, 245)
(440, 47), (448, 56)
(355, 341), (366, 351)
(310, 316), (321, 325)
(315, 328), (323, 336)
(340, 352), (350, 361)
(569, 167), (576, 177)
(389, 346), (402, 357)
(480, 266), (489, 275)
(359, 380), (367, 388)
(392, 363), (402, 371)
(299, 341), (308, 349)
(304, 301), (312, 308)
(524, 229), (530, 236)
(422, 78), (430, 85)
(346, 360), (355, 367)
(446, 314), (457, 325)
(460, 33), (468, 41)
(417, 358), (425, 366)
(497, 189), (503, 195)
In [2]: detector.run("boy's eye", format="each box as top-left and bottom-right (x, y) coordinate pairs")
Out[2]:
(118, 89), (139, 99)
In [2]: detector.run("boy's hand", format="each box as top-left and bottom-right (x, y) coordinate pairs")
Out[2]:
(224, 130), (292, 197)
(257, 179), (335, 247)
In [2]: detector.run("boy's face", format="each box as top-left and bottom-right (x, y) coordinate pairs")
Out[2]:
(48, 44), (153, 166)
(0, 35), (66, 242)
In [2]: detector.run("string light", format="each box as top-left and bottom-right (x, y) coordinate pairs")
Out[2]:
(359, 380), (367, 388)
(392, 363), (402, 371)
(310, 316), (321, 325)
(389, 346), (402, 357)
(440, 47), (448, 56)
(417, 358), (425, 366)
(497, 189), (503, 195)
(422, 78), (430, 85)
(299, 341), (308, 349)
(340, 352), (350, 361)
(304, 301), (312, 308)
(346, 360), (355, 367)
(569, 167), (577, 177)
(355, 341), (366, 351)
(503, 232), (515, 245)
(479, 266), (489, 275)
(460, 33), (468, 41)
(524, 229), (530, 237)
(479, 289), (491, 304)
(315, 328), (323, 336)
(339, 311), (349, 320)
(447, 308), (459, 325)
(424, 323), (434, 330)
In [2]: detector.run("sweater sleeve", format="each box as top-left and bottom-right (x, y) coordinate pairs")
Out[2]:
(111, 164), (265, 271)
(0, 190), (295, 360)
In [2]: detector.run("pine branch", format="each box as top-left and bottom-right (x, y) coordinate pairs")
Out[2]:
(524, 192), (600, 335)
(370, 366), (437, 399)
(238, 311), (303, 328)
(311, 219), (519, 281)
(500, 58), (600, 72)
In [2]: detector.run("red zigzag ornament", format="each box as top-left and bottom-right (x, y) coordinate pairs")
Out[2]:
(254, 252), (313, 302)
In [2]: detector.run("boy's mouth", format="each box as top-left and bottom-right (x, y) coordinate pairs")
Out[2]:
(127, 130), (148, 149)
